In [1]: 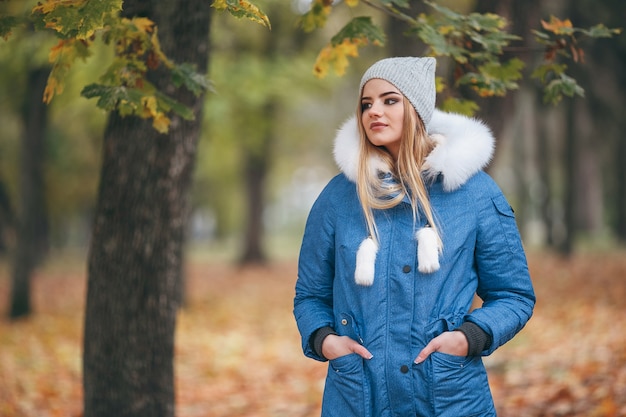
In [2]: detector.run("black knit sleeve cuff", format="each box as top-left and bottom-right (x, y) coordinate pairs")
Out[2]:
(310, 326), (337, 359)
(456, 321), (492, 356)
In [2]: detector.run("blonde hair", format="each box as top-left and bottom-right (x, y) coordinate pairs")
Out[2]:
(356, 97), (442, 249)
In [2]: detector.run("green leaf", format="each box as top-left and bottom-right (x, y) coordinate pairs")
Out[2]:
(298, 0), (331, 32)
(330, 16), (385, 46)
(530, 63), (567, 83)
(0, 15), (20, 40)
(212, 0), (271, 30)
(441, 97), (479, 116)
(416, 23), (467, 63)
(81, 83), (136, 111)
(380, 0), (410, 9)
(457, 58), (524, 97)
(154, 91), (195, 120)
(585, 24), (622, 38)
(171, 63), (214, 96)
(81, 83), (194, 126)
(32, 0), (123, 39)
(543, 73), (585, 104)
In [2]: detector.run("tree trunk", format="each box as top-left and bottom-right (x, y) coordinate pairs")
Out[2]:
(560, 98), (578, 256)
(617, 123), (626, 242)
(8, 66), (49, 319)
(239, 102), (275, 265)
(82, 0), (211, 415)
(0, 179), (14, 255)
(536, 104), (556, 247)
(385, 2), (428, 56)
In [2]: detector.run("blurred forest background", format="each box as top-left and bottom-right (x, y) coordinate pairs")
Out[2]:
(0, 0), (625, 266)
(0, 0), (625, 416)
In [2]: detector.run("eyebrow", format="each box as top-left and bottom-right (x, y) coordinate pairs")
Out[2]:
(361, 91), (402, 101)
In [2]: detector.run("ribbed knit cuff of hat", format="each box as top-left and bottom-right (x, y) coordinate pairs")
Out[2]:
(310, 326), (338, 359)
(456, 322), (492, 357)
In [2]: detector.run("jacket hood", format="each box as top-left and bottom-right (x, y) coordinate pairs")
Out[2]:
(332, 109), (495, 284)
(333, 109), (495, 192)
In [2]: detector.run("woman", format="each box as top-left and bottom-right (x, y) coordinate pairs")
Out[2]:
(293, 57), (535, 417)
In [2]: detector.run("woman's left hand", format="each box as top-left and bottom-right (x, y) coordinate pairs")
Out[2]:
(414, 331), (469, 364)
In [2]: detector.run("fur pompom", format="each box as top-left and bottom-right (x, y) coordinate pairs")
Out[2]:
(355, 237), (378, 286)
(416, 227), (440, 273)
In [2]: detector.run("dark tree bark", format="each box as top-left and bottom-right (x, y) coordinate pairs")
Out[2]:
(239, 101), (275, 265)
(617, 121), (626, 242)
(0, 180), (13, 255)
(8, 66), (49, 319)
(560, 98), (578, 256)
(385, 2), (428, 57)
(82, 1), (211, 415)
(237, 7), (282, 265)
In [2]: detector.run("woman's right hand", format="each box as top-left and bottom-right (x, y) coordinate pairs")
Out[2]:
(322, 334), (373, 360)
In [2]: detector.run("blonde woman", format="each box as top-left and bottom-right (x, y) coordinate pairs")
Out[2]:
(294, 57), (535, 417)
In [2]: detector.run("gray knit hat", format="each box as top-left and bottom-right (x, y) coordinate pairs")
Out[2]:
(359, 57), (436, 131)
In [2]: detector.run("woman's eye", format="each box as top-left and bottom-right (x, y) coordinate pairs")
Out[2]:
(385, 98), (398, 105)
(361, 102), (372, 111)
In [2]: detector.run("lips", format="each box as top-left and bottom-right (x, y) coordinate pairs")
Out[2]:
(370, 122), (387, 130)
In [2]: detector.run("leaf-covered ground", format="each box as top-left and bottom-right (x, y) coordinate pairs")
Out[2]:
(0, 250), (625, 417)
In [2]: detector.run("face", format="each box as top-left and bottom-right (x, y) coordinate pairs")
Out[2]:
(360, 79), (405, 159)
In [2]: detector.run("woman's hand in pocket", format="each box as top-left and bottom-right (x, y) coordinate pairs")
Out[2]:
(322, 334), (373, 360)
(414, 331), (469, 364)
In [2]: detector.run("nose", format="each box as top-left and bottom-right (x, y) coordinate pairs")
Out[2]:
(368, 102), (383, 117)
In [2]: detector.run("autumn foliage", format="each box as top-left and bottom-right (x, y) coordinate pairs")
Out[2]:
(1, 250), (625, 416)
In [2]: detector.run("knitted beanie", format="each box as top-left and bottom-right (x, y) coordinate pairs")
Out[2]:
(359, 57), (436, 131)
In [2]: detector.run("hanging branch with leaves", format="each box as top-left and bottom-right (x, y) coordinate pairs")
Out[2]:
(300, 0), (621, 114)
(0, 0), (270, 132)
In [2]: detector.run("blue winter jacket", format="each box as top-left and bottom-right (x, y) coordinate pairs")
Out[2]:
(293, 110), (536, 417)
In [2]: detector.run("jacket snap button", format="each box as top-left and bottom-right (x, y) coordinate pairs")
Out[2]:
(402, 265), (411, 273)
(341, 319), (348, 326)
(400, 365), (409, 374)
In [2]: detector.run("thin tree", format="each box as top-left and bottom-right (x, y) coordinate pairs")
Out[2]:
(9, 65), (49, 319)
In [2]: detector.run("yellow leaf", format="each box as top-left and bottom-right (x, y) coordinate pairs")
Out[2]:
(42, 76), (60, 104)
(141, 96), (159, 118)
(435, 76), (446, 93)
(132, 17), (155, 33)
(212, 0), (226, 9)
(345, 0), (359, 6)
(438, 25), (454, 35)
(32, 0), (85, 15)
(313, 38), (364, 78)
(541, 16), (573, 35)
(153, 113), (171, 133)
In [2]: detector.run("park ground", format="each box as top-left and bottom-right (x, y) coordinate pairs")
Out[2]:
(0, 249), (625, 417)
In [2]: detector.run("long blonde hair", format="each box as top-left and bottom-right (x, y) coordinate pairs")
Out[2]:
(356, 97), (442, 249)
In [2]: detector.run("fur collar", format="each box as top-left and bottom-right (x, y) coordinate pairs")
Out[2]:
(333, 109), (495, 192)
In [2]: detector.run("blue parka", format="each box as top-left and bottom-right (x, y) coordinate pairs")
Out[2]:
(294, 110), (536, 417)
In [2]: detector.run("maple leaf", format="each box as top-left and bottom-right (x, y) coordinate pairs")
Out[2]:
(313, 16), (385, 78)
(212, 0), (270, 30)
(541, 16), (574, 36)
(299, 0), (332, 32)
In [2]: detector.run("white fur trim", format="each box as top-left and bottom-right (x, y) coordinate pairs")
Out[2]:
(355, 237), (378, 286)
(333, 110), (494, 192)
(424, 109), (494, 191)
(416, 227), (440, 273)
(333, 117), (389, 183)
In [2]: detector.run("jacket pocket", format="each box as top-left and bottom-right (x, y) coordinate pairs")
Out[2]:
(430, 352), (495, 416)
(322, 354), (371, 417)
(337, 313), (364, 344)
(491, 194), (524, 253)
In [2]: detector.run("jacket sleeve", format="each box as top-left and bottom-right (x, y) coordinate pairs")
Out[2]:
(293, 183), (337, 362)
(466, 184), (536, 356)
